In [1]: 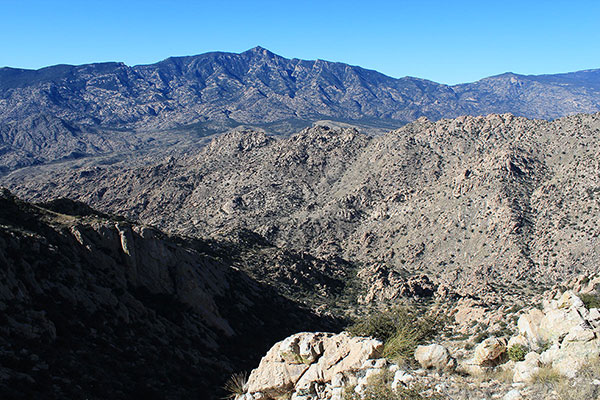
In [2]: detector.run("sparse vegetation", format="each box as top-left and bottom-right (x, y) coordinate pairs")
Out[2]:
(538, 340), (552, 353)
(580, 293), (600, 309)
(508, 344), (528, 361)
(343, 370), (444, 400)
(347, 305), (441, 366)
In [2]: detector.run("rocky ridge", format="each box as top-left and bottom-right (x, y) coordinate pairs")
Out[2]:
(6, 112), (600, 297)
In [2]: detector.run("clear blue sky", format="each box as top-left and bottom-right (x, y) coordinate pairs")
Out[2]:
(2, 0), (599, 85)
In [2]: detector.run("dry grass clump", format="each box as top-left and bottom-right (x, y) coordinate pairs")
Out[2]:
(223, 372), (248, 399)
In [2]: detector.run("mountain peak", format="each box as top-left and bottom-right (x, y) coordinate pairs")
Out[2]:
(243, 46), (274, 57)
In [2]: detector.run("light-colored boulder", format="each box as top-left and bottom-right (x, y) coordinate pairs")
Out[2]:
(280, 332), (327, 364)
(553, 354), (583, 378)
(507, 334), (529, 349)
(361, 358), (388, 369)
(513, 352), (541, 383)
(414, 344), (456, 371)
(391, 370), (414, 390)
(553, 339), (600, 378)
(247, 359), (309, 397)
(538, 307), (587, 343)
(517, 308), (544, 347)
(564, 325), (596, 343)
(473, 337), (506, 366)
(246, 331), (383, 398)
(503, 389), (523, 400)
(316, 332), (383, 382)
(539, 343), (560, 365)
(557, 290), (586, 310)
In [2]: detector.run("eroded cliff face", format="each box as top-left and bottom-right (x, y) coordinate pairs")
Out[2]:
(0, 190), (340, 399)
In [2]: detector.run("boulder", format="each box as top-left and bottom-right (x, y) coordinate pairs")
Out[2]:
(503, 389), (523, 400)
(513, 352), (541, 383)
(414, 344), (456, 371)
(245, 332), (383, 399)
(517, 309), (544, 348)
(473, 337), (506, 366)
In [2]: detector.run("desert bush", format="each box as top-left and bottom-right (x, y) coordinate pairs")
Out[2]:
(533, 366), (561, 384)
(347, 308), (406, 342)
(223, 372), (248, 399)
(382, 310), (439, 366)
(580, 293), (600, 309)
(508, 344), (528, 361)
(347, 306), (440, 366)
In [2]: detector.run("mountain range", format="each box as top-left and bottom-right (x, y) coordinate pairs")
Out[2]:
(1, 46), (600, 172)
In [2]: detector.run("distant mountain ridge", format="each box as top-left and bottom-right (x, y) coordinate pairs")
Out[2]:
(1, 46), (600, 171)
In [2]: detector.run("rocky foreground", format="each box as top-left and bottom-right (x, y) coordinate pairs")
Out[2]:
(237, 280), (600, 400)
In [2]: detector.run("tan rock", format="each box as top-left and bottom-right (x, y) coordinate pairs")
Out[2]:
(414, 344), (456, 371)
(473, 337), (506, 366)
(280, 332), (328, 364)
(517, 308), (544, 348)
(507, 334), (528, 349)
(246, 331), (383, 398)
(513, 352), (541, 383)
(564, 325), (596, 343)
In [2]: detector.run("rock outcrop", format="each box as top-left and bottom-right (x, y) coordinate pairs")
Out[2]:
(510, 290), (600, 379)
(414, 344), (456, 371)
(241, 332), (383, 400)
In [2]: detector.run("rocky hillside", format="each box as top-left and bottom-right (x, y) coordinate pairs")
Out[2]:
(1, 47), (600, 171)
(0, 190), (345, 399)
(6, 112), (600, 298)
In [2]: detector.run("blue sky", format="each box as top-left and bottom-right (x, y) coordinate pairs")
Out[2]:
(2, 0), (599, 84)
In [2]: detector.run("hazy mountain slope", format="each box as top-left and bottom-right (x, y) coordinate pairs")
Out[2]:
(5, 112), (600, 297)
(0, 190), (344, 399)
(454, 69), (600, 119)
(1, 47), (600, 171)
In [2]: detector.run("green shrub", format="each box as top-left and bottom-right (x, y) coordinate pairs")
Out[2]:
(347, 308), (405, 342)
(508, 344), (528, 361)
(347, 306), (440, 366)
(383, 310), (439, 366)
(580, 293), (600, 309)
